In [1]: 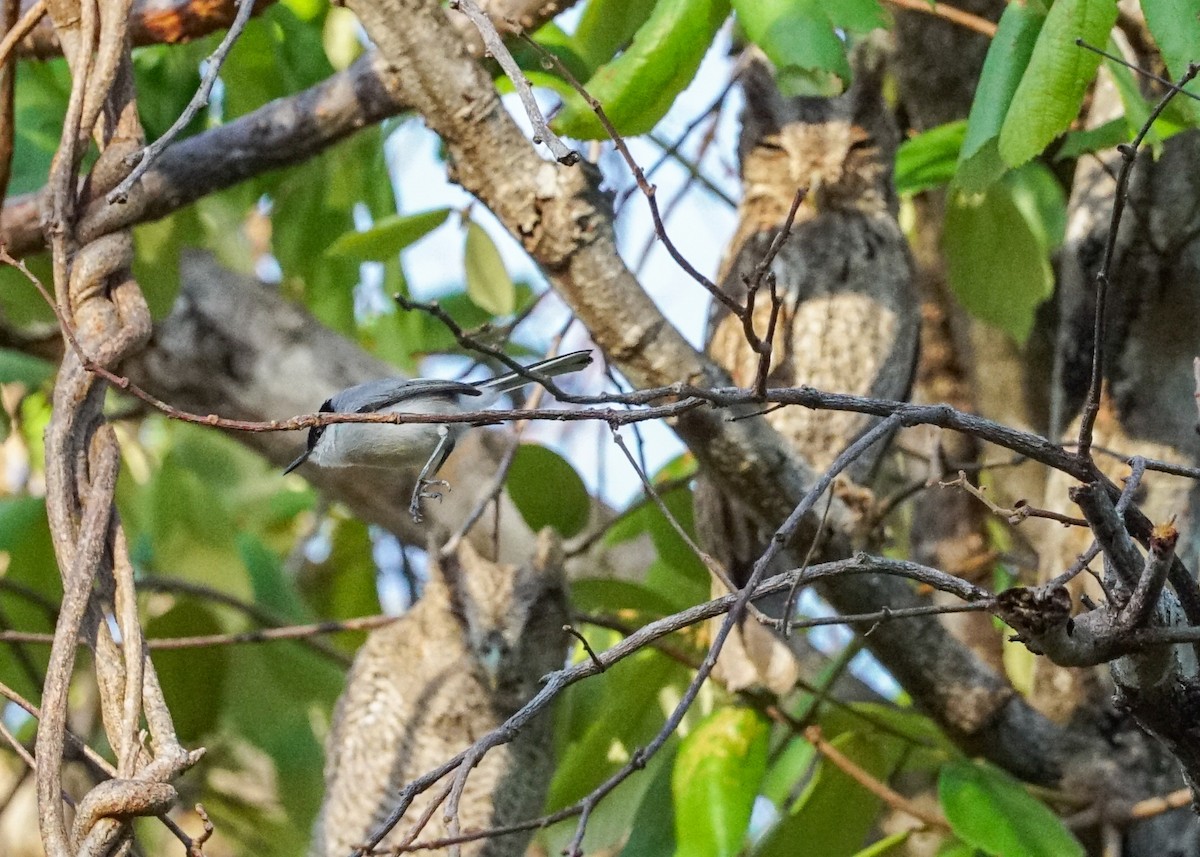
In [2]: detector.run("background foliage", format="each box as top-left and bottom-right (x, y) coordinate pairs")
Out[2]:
(3, 0), (1199, 854)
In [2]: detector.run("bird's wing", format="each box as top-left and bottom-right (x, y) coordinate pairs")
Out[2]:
(328, 378), (483, 413)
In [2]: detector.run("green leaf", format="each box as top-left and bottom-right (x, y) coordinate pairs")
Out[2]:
(463, 221), (516, 315)
(546, 649), (689, 854)
(619, 751), (677, 856)
(297, 517), (380, 653)
(1142, 0), (1200, 107)
(572, 578), (683, 617)
(938, 760), (1084, 857)
(1053, 116), (1128, 160)
(572, 0), (657, 72)
(146, 603), (230, 741)
(133, 206), (206, 318)
(507, 444), (590, 537)
(825, 0), (888, 32)
(957, 3), (1044, 190)
(326, 208), (451, 261)
(222, 5), (333, 119)
(0, 252), (56, 326)
(733, 0), (850, 94)
(853, 831), (912, 857)
(604, 481), (707, 610)
(239, 534), (311, 622)
(896, 120), (966, 195)
(759, 735), (816, 808)
(0, 497), (58, 699)
(553, 0), (730, 138)
(0, 349), (53, 386)
(942, 180), (1053, 342)
(754, 731), (903, 857)
(673, 707), (769, 857)
(997, 0), (1118, 168)
(1004, 163), (1066, 252)
(12, 60), (71, 196)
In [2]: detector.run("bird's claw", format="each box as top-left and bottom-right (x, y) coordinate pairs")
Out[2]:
(408, 479), (451, 523)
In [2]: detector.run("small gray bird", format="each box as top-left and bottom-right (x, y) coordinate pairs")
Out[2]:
(284, 350), (592, 519)
(310, 531), (570, 857)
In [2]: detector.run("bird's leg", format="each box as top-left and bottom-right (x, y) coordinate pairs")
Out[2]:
(409, 426), (454, 523)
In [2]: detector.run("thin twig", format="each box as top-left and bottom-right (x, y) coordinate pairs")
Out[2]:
(0, 0), (45, 69)
(941, 470), (1088, 527)
(804, 725), (951, 830)
(1075, 56), (1200, 460)
(562, 624), (604, 672)
(521, 35), (745, 318)
(610, 427), (739, 595)
(449, 0), (577, 165)
(782, 488), (832, 638)
(108, 0), (258, 203)
(880, 0), (997, 38)
(0, 614), (396, 649)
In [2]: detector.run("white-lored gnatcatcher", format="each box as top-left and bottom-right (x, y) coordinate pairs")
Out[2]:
(284, 350), (592, 520)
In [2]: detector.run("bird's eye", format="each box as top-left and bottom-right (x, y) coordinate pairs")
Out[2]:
(847, 135), (876, 153)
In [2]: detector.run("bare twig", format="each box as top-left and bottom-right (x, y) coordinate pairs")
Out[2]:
(521, 35), (745, 319)
(562, 624), (604, 672)
(941, 470), (1089, 528)
(881, 0), (996, 37)
(805, 725), (951, 830)
(449, 0), (578, 165)
(0, 0), (44, 68)
(108, 0), (259, 203)
(1075, 55), (1200, 460)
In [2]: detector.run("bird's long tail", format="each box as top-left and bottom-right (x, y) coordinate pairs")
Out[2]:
(483, 350), (593, 394)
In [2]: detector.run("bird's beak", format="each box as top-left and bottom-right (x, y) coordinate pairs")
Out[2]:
(282, 449), (310, 475)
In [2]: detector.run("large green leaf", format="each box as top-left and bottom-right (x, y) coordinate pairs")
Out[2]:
(754, 731), (903, 857)
(673, 707), (769, 857)
(0, 497), (58, 699)
(464, 221), (517, 316)
(733, 0), (849, 95)
(896, 121), (966, 195)
(572, 0), (657, 72)
(222, 4), (334, 119)
(957, 3), (1044, 190)
(604, 479), (707, 610)
(326, 208), (451, 261)
(942, 176), (1053, 342)
(0, 350), (53, 387)
(619, 747), (677, 856)
(11, 60), (71, 196)
(507, 444), (591, 538)
(546, 648), (689, 854)
(146, 603), (230, 742)
(1142, 0), (1200, 117)
(553, 0), (730, 138)
(939, 760), (1084, 857)
(997, 0), (1118, 168)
